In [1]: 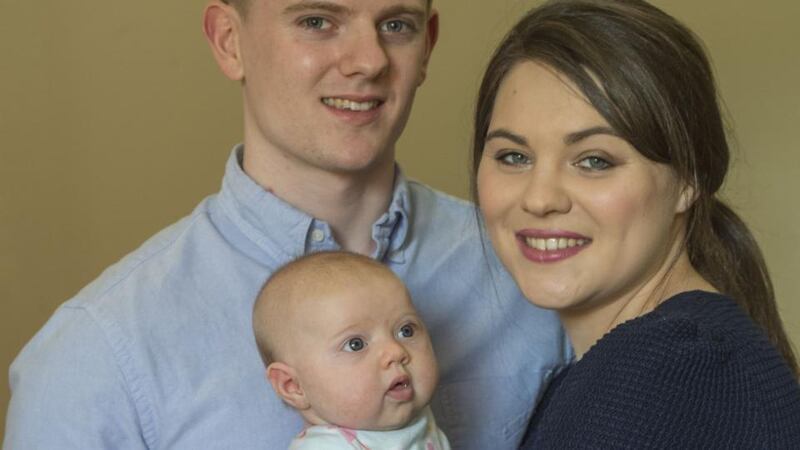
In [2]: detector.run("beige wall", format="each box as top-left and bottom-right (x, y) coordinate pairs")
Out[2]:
(2, 0), (798, 438)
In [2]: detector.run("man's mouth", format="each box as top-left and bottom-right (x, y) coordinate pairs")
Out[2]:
(321, 97), (382, 112)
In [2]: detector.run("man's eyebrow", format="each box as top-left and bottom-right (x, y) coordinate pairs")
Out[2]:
(564, 126), (619, 145)
(485, 129), (529, 147)
(378, 5), (427, 23)
(283, 1), (351, 16)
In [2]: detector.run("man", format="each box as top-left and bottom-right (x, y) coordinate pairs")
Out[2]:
(5, 1), (566, 448)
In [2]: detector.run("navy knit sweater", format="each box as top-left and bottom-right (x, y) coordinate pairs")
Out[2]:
(520, 290), (800, 449)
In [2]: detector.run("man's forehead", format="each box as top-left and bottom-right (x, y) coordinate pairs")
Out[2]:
(263, 0), (430, 13)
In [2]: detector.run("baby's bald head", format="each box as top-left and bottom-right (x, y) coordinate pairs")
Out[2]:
(253, 251), (403, 367)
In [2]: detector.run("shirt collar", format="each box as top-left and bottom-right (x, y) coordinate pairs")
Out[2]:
(216, 144), (410, 264)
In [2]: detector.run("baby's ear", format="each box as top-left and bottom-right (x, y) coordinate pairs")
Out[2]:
(266, 362), (310, 410)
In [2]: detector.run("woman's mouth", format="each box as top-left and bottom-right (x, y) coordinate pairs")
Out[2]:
(516, 231), (591, 263)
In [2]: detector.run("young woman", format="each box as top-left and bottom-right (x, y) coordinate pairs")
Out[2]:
(473, 0), (800, 448)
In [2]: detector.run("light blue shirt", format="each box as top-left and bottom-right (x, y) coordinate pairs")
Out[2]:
(5, 146), (568, 450)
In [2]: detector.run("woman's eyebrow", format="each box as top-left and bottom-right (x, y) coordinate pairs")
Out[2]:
(485, 128), (529, 147)
(564, 126), (618, 145)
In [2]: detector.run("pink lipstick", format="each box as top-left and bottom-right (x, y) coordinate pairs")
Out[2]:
(516, 229), (591, 263)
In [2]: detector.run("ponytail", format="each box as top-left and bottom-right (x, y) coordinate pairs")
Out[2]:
(688, 197), (799, 376)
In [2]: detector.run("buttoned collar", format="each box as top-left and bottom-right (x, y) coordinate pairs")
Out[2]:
(216, 145), (410, 264)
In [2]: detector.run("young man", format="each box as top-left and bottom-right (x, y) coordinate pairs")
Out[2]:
(4, 1), (567, 449)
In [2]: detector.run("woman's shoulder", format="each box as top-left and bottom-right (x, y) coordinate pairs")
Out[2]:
(527, 291), (800, 449)
(567, 290), (800, 447)
(585, 291), (789, 385)
(596, 291), (762, 359)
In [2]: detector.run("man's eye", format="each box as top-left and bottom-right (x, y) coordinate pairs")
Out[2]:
(344, 337), (366, 352)
(497, 152), (529, 166)
(397, 324), (415, 339)
(300, 16), (330, 30)
(576, 156), (613, 170)
(380, 20), (414, 34)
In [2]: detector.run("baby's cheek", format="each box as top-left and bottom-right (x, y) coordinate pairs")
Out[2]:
(333, 394), (375, 427)
(418, 354), (441, 402)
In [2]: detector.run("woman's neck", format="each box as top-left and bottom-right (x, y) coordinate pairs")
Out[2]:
(561, 249), (716, 360)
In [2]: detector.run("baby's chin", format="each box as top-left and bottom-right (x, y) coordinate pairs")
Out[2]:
(305, 403), (424, 431)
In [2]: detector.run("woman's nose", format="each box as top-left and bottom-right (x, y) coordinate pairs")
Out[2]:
(521, 166), (572, 217)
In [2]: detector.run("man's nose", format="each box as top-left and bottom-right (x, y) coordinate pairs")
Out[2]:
(338, 28), (390, 79)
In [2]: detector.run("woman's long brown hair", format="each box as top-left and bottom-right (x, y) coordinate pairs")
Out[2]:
(471, 0), (798, 375)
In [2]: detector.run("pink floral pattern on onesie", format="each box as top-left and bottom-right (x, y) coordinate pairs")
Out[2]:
(287, 407), (450, 449)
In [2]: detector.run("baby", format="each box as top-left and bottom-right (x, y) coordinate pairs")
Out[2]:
(253, 251), (451, 450)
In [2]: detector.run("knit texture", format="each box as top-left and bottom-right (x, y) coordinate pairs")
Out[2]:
(520, 290), (800, 449)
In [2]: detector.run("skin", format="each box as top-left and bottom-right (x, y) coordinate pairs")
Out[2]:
(477, 62), (714, 357)
(203, 0), (438, 254)
(264, 270), (439, 430)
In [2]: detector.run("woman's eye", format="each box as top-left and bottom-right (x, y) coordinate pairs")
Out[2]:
(344, 337), (366, 352)
(497, 152), (530, 166)
(576, 155), (613, 170)
(300, 16), (330, 30)
(397, 324), (415, 339)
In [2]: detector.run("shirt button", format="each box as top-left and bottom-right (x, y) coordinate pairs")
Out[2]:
(311, 229), (325, 242)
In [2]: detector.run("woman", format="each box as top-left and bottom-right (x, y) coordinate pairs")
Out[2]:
(473, 0), (800, 448)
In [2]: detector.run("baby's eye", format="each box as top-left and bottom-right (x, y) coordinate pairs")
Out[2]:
(344, 337), (366, 352)
(575, 155), (613, 170)
(397, 324), (415, 339)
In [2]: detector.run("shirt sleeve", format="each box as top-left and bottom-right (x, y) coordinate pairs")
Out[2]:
(4, 305), (148, 449)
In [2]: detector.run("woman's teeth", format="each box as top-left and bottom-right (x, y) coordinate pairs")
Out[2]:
(322, 98), (380, 111)
(525, 237), (587, 251)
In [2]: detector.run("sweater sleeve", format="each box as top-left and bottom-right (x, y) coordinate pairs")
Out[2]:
(531, 315), (771, 449)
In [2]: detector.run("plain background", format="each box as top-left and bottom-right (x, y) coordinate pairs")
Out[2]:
(2, 0), (799, 439)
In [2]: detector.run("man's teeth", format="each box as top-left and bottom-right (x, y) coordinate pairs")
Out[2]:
(525, 237), (587, 251)
(322, 98), (379, 111)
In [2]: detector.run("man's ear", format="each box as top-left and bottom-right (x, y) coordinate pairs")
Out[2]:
(266, 362), (310, 410)
(676, 183), (697, 214)
(203, 1), (245, 81)
(417, 9), (439, 86)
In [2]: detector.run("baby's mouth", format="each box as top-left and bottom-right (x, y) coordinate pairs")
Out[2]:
(390, 377), (410, 391)
(386, 375), (414, 401)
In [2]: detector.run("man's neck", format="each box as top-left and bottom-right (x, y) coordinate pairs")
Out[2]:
(242, 145), (396, 256)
